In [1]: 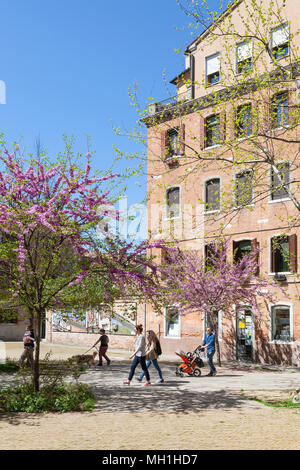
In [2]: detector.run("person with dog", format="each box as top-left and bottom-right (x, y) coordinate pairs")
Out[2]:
(123, 324), (151, 386)
(202, 326), (217, 376)
(136, 330), (164, 384)
(19, 325), (35, 368)
(93, 328), (111, 366)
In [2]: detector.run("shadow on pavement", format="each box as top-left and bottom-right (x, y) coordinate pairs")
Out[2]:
(91, 384), (260, 413)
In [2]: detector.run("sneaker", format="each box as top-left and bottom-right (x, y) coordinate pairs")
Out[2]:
(212, 371), (217, 376)
(97, 363), (103, 367)
(136, 377), (142, 382)
(206, 372), (213, 376)
(107, 360), (111, 366)
(123, 380), (130, 385)
(156, 378), (164, 384)
(144, 381), (151, 386)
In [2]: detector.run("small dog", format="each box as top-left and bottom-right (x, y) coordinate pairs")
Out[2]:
(70, 351), (97, 367)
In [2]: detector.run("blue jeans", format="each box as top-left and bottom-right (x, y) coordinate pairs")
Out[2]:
(128, 355), (150, 382)
(139, 359), (163, 381)
(207, 351), (216, 374)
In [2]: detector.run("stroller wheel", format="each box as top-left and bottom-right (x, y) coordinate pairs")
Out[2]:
(175, 366), (183, 377)
(193, 368), (201, 377)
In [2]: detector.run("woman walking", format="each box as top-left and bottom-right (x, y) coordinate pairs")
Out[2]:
(123, 324), (151, 386)
(137, 330), (164, 384)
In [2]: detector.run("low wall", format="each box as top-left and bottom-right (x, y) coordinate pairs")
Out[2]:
(50, 331), (136, 351)
(0, 319), (28, 341)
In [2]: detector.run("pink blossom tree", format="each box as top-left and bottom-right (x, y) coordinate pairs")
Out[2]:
(160, 240), (282, 366)
(0, 147), (161, 391)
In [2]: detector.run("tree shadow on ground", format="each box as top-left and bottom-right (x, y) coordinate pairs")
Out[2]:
(91, 384), (263, 413)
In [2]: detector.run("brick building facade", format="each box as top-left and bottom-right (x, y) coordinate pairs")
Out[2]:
(144, 0), (300, 365)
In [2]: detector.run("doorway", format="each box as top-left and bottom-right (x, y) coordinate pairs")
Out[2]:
(236, 308), (253, 361)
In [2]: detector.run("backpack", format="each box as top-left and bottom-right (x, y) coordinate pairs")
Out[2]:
(155, 340), (162, 356)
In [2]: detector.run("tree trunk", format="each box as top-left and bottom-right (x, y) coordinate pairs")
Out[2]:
(33, 311), (42, 393)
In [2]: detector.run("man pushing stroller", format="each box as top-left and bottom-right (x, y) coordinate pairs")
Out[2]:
(201, 326), (217, 376)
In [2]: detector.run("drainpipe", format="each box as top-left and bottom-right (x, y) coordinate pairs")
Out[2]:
(191, 54), (195, 100)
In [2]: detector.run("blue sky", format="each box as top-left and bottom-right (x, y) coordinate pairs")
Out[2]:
(0, 0), (221, 236)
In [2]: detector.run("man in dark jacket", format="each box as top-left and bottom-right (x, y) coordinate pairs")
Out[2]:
(202, 326), (216, 376)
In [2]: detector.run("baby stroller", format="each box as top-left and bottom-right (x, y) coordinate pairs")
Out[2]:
(175, 346), (205, 377)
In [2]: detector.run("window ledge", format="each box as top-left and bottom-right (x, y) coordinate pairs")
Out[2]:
(205, 81), (221, 88)
(268, 272), (291, 276)
(269, 340), (293, 345)
(271, 125), (291, 132)
(204, 144), (221, 151)
(235, 134), (254, 142)
(234, 70), (253, 78)
(270, 52), (290, 63)
(204, 209), (221, 215)
(234, 203), (255, 209)
(268, 198), (291, 204)
(164, 335), (181, 339)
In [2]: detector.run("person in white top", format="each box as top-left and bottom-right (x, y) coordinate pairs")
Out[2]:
(123, 324), (151, 386)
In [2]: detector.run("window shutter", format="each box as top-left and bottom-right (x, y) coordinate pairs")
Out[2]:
(271, 237), (276, 273)
(271, 23), (289, 47)
(251, 238), (260, 275)
(288, 90), (295, 126)
(233, 240), (238, 262)
(220, 112), (226, 143)
(200, 116), (205, 150)
(289, 234), (297, 273)
(179, 123), (185, 155)
(237, 40), (252, 62)
(161, 130), (168, 159)
(206, 54), (220, 75)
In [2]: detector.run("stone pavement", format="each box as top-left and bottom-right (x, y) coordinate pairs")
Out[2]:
(1, 342), (299, 412)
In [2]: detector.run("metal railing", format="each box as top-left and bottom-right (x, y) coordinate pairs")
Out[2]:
(148, 87), (193, 116)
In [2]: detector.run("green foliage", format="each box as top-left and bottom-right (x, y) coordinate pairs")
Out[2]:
(0, 353), (95, 413)
(241, 393), (300, 409)
(0, 359), (19, 373)
(0, 381), (95, 413)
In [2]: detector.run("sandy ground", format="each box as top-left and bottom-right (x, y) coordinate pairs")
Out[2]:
(1, 408), (300, 450)
(1, 342), (300, 450)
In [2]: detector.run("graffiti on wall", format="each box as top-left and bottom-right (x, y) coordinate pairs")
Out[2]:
(52, 303), (137, 336)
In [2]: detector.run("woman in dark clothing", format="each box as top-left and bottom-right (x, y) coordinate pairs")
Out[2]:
(93, 328), (111, 366)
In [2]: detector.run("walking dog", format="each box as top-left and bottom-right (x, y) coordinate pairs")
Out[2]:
(70, 351), (97, 367)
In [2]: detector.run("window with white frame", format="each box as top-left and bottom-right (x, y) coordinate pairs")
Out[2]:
(205, 114), (220, 147)
(205, 178), (220, 212)
(166, 187), (180, 219)
(235, 170), (253, 207)
(236, 40), (253, 74)
(165, 306), (180, 337)
(270, 162), (290, 201)
(271, 23), (289, 60)
(206, 53), (220, 85)
(271, 305), (291, 342)
(272, 92), (289, 128)
(236, 103), (252, 138)
(168, 128), (180, 156)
